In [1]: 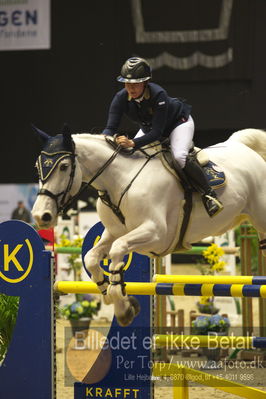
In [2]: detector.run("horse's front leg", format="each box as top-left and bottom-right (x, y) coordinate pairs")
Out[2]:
(107, 222), (160, 326)
(83, 229), (114, 305)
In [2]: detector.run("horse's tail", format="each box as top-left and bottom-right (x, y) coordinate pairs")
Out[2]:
(227, 128), (266, 161)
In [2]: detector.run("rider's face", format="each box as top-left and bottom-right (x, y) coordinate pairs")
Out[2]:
(125, 82), (145, 99)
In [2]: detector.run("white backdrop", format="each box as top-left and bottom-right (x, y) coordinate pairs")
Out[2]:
(0, 183), (38, 223)
(0, 0), (50, 51)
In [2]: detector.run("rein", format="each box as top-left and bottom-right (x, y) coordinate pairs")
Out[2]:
(37, 136), (166, 223)
(98, 138), (167, 224)
(66, 143), (123, 214)
(117, 147), (166, 210)
(37, 141), (123, 215)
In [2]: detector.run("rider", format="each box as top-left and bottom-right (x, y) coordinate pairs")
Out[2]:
(102, 57), (223, 217)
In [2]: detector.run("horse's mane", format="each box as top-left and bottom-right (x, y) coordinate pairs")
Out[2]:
(72, 133), (161, 160)
(73, 133), (105, 141)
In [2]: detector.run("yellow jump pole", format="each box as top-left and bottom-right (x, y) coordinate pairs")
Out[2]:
(54, 281), (158, 295)
(54, 281), (266, 298)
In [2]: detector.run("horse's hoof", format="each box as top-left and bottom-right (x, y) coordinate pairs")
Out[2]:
(128, 296), (141, 317)
(116, 305), (135, 327)
(116, 297), (141, 327)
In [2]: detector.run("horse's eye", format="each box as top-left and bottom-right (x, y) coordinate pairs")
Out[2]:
(60, 163), (68, 171)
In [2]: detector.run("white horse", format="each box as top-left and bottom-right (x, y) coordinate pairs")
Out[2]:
(32, 126), (266, 326)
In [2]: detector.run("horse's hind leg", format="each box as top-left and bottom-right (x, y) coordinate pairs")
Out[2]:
(83, 229), (114, 304)
(248, 199), (266, 257)
(107, 222), (160, 326)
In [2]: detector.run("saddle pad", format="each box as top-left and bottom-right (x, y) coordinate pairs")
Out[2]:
(203, 161), (226, 189)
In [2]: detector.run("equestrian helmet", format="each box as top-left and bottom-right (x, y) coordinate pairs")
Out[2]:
(117, 57), (152, 83)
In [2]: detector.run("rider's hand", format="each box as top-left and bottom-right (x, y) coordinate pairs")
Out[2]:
(115, 135), (135, 148)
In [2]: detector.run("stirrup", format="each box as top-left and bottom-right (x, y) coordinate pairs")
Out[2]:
(202, 194), (224, 217)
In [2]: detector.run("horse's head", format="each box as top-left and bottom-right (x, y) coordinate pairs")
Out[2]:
(32, 125), (83, 228)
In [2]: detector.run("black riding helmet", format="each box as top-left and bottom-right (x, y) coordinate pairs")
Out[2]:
(117, 57), (152, 83)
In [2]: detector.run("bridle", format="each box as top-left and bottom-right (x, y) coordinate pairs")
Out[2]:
(37, 150), (77, 214)
(36, 138), (122, 215)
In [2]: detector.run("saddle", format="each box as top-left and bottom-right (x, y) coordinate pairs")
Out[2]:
(162, 146), (226, 190)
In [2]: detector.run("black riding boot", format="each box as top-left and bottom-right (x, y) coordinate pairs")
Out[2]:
(183, 158), (223, 217)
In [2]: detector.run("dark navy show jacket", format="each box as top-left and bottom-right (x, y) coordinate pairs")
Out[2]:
(103, 82), (192, 149)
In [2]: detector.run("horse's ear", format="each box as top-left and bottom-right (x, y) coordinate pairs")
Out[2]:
(62, 123), (71, 136)
(32, 124), (50, 144)
(62, 123), (73, 149)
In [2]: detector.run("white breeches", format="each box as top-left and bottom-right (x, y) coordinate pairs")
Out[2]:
(134, 115), (195, 168)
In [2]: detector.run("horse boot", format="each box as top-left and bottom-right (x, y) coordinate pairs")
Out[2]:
(183, 157), (224, 217)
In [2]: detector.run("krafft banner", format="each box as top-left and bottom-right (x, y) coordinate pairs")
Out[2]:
(0, 0), (50, 51)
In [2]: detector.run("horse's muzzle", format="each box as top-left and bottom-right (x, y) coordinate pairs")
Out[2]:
(32, 210), (54, 229)
(42, 212), (53, 223)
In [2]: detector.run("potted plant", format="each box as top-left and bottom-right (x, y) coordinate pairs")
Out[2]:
(196, 243), (226, 314)
(197, 296), (219, 315)
(192, 314), (230, 368)
(60, 293), (101, 336)
(192, 314), (230, 335)
(57, 235), (101, 336)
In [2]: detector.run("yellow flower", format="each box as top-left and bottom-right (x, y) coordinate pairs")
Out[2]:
(203, 244), (225, 266)
(56, 237), (71, 247)
(76, 305), (83, 314)
(90, 300), (97, 308)
(211, 261), (226, 272)
(199, 296), (212, 305)
(201, 243), (227, 280)
(56, 234), (84, 248)
(72, 236), (83, 247)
